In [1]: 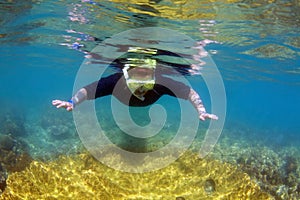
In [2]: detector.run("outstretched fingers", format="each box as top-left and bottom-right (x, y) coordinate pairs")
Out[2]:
(52, 100), (73, 111)
(199, 113), (218, 121)
(52, 100), (62, 106)
(52, 100), (64, 108)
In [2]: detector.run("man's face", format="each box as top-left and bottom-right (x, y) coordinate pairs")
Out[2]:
(126, 67), (155, 99)
(128, 67), (154, 81)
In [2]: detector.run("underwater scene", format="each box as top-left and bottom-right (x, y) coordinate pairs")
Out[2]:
(0, 0), (300, 199)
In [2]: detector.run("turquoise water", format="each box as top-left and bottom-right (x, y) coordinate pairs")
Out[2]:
(0, 0), (300, 198)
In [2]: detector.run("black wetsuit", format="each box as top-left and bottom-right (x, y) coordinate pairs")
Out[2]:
(84, 73), (191, 107)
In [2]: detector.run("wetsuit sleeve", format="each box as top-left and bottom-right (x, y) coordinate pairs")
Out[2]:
(156, 76), (191, 100)
(83, 73), (122, 100)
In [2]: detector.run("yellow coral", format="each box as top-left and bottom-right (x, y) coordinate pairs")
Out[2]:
(1, 149), (271, 200)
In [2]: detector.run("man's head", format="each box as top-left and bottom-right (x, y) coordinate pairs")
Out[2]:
(123, 58), (156, 100)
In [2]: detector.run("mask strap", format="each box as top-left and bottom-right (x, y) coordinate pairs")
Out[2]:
(122, 65), (130, 80)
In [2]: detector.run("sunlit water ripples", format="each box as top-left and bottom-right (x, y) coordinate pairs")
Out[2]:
(1, 0), (299, 83)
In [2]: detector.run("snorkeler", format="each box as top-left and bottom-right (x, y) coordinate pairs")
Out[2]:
(52, 47), (218, 121)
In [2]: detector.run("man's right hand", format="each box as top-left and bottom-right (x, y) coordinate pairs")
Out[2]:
(199, 112), (218, 121)
(52, 100), (74, 111)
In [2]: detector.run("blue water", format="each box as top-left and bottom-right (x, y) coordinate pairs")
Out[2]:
(1, 0), (300, 171)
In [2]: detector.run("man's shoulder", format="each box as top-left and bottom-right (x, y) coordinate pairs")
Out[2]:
(101, 73), (123, 82)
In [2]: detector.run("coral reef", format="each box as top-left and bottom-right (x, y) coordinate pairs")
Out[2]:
(0, 134), (32, 173)
(0, 149), (271, 199)
(0, 164), (7, 194)
(0, 108), (26, 137)
(210, 129), (300, 200)
(0, 134), (32, 195)
(204, 178), (216, 194)
(40, 109), (76, 139)
(20, 108), (83, 161)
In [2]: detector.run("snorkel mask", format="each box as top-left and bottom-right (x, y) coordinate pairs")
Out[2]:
(122, 57), (156, 101)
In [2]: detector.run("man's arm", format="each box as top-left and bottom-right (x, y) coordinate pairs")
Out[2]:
(52, 88), (87, 111)
(188, 89), (218, 121)
(70, 88), (88, 106)
(52, 73), (121, 111)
